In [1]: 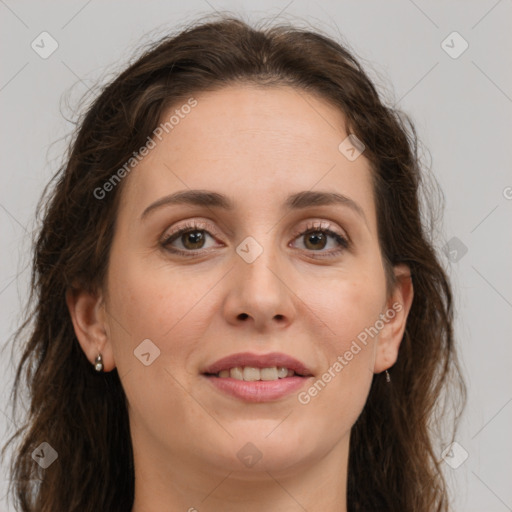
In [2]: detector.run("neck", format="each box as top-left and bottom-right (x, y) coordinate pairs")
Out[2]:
(130, 433), (349, 512)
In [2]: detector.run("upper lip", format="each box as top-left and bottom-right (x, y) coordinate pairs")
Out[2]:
(202, 352), (313, 377)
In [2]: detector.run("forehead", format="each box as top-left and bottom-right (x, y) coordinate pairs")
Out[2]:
(163, 84), (350, 164)
(119, 84), (376, 228)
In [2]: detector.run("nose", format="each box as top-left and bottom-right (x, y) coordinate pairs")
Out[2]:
(221, 238), (297, 332)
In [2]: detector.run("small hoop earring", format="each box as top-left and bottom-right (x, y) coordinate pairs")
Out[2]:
(385, 369), (391, 383)
(94, 353), (104, 372)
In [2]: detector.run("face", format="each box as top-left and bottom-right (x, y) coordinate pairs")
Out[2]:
(75, 84), (411, 482)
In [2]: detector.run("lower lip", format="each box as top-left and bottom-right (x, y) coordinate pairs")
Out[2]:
(203, 375), (310, 402)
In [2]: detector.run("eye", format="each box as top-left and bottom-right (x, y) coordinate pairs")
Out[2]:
(290, 221), (349, 257)
(161, 221), (219, 254)
(160, 220), (349, 258)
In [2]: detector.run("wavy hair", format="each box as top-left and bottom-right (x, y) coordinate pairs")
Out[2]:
(1, 14), (466, 512)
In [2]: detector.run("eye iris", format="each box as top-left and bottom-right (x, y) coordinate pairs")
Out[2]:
(304, 231), (327, 250)
(183, 230), (205, 250)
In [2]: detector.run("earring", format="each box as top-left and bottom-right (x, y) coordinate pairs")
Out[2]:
(385, 369), (391, 383)
(94, 353), (104, 372)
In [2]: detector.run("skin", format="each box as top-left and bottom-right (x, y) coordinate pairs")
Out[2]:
(67, 84), (413, 512)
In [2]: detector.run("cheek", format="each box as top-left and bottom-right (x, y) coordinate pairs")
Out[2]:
(105, 257), (215, 430)
(296, 268), (385, 413)
(302, 264), (386, 348)
(105, 251), (228, 392)
(108, 252), (215, 340)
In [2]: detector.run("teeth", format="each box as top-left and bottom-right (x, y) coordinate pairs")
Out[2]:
(261, 367), (278, 380)
(217, 366), (296, 381)
(277, 367), (289, 378)
(230, 367), (244, 380)
(243, 367), (260, 381)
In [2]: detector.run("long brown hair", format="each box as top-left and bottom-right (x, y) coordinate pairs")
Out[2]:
(1, 14), (466, 511)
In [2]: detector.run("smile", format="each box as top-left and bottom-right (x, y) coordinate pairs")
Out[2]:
(209, 366), (297, 381)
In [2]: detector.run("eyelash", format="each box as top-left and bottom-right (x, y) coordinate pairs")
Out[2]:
(160, 221), (350, 258)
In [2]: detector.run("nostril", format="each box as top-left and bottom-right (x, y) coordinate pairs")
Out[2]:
(238, 313), (249, 320)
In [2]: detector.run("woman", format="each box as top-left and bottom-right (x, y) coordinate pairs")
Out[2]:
(2, 14), (466, 512)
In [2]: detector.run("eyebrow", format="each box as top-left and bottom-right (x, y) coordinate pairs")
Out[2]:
(140, 189), (368, 225)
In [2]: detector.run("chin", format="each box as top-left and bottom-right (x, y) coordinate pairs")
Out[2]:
(203, 429), (319, 478)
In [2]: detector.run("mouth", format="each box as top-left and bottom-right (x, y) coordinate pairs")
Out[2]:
(204, 366), (306, 381)
(201, 352), (313, 402)
(201, 351), (313, 379)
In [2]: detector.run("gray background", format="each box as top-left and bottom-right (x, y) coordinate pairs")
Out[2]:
(1, 1), (511, 510)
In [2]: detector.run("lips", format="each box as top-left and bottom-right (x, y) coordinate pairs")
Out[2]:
(201, 351), (313, 377)
(201, 351), (313, 403)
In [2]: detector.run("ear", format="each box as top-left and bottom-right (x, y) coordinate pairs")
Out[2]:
(373, 264), (414, 374)
(65, 286), (116, 372)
